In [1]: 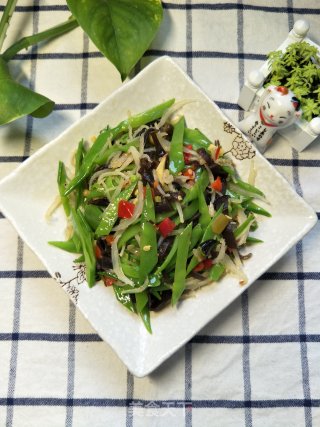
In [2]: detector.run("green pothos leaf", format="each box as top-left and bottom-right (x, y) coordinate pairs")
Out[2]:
(66, 0), (163, 80)
(0, 57), (54, 125)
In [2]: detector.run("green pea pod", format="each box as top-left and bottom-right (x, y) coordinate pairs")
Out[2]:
(221, 164), (236, 176)
(85, 185), (107, 202)
(173, 198), (199, 225)
(118, 223), (141, 248)
(139, 221), (158, 282)
(48, 238), (78, 253)
(142, 185), (155, 222)
(65, 99), (175, 195)
(57, 161), (70, 217)
(75, 140), (86, 208)
(113, 285), (136, 313)
(157, 236), (179, 273)
(83, 204), (103, 231)
(171, 222), (193, 305)
(71, 208), (96, 287)
(186, 205), (224, 274)
(74, 254), (85, 263)
(242, 200), (271, 217)
(95, 181), (137, 237)
(183, 169), (209, 203)
(169, 116), (185, 175)
(72, 231), (82, 253)
(198, 191), (211, 228)
(121, 263), (140, 279)
(246, 236), (263, 244)
(135, 291), (152, 334)
(229, 179), (265, 199)
(184, 127), (212, 150)
(209, 263), (225, 281)
(65, 127), (112, 196)
(190, 223), (203, 251)
(234, 213), (255, 238)
(167, 223), (203, 271)
(96, 139), (139, 166)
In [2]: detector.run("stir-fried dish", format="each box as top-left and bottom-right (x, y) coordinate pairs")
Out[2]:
(49, 99), (270, 332)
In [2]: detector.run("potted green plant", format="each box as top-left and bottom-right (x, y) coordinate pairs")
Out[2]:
(238, 19), (320, 152)
(265, 40), (320, 122)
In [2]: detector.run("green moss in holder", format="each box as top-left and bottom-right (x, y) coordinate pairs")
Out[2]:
(265, 41), (320, 122)
(238, 19), (320, 152)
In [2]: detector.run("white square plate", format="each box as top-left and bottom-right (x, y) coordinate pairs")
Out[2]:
(0, 57), (316, 377)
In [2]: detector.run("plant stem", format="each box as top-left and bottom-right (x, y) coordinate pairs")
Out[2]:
(0, 0), (18, 53)
(2, 15), (79, 61)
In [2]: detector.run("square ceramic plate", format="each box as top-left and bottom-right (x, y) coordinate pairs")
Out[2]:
(0, 57), (316, 377)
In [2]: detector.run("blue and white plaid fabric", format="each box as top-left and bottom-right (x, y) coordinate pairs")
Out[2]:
(0, 1), (319, 426)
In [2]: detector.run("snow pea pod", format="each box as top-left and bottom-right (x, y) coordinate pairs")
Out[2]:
(96, 139), (139, 167)
(95, 181), (137, 237)
(75, 139), (85, 208)
(169, 115), (185, 175)
(85, 186), (107, 202)
(173, 198), (199, 225)
(71, 208), (96, 287)
(183, 169), (209, 203)
(139, 222), (158, 282)
(167, 223), (202, 271)
(186, 205), (224, 274)
(235, 179), (265, 197)
(242, 200), (271, 217)
(183, 127), (212, 150)
(139, 186), (158, 282)
(142, 185), (155, 222)
(135, 291), (152, 334)
(83, 204), (102, 231)
(246, 236), (263, 244)
(48, 238), (78, 253)
(234, 213), (255, 238)
(157, 236), (179, 273)
(57, 161), (70, 217)
(121, 263), (140, 279)
(113, 285), (136, 313)
(198, 190), (211, 228)
(65, 99), (175, 195)
(229, 179), (265, 199)
(118, 223), (141, 248)
(209, 263), (225, 281)
(190, 223), (203, 251)
(171, 222), (193, 305)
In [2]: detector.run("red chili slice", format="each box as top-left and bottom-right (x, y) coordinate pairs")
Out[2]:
(193, 259), (213, 272)
(157, 217), (176, 238)
(211, 176), (223, 192)
(94, 244), (103, 259)
(215, 145), (221, 160)
(182, 168), (195, 179)
(105, 235), (115, 245)
(103, 276), (116, 287)
(118, 200), (135, 219)
(183, 144), (193, 164)
(193, 262), (205, 272)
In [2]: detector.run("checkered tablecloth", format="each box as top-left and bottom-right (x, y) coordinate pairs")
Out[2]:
(1, 1), (320, 426)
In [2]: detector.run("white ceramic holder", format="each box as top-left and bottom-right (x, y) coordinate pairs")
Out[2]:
(238, 20), (320, 152)
(238, 85), (302, 153)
